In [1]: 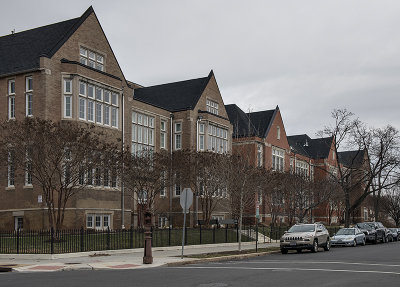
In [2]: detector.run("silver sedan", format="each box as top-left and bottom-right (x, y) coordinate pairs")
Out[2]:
(331, 227), (366, 247)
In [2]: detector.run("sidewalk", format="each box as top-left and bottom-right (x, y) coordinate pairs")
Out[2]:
(0, 241), (279, 273)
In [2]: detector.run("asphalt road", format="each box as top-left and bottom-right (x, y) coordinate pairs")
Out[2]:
(2, 241), (400, 287)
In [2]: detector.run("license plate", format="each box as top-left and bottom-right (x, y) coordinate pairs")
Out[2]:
(290, 242), (297, 246)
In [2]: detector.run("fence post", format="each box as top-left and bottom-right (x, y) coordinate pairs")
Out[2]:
(106, 227), (110, 250)
(199, 224), (202, 244)
(213, 225), (216, 244)
(130, 226), (133, 248)
(16, 228), (20, 254)
(50, 228), (54, 255)
(168, 224), (171, 246)
(80, 227), (84, 252)
(263, 225), (265, 243)
(185, 226), (188, 245)
(225, 224), (228, 243)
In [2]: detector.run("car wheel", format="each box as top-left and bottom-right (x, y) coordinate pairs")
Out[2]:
(353, 239), (357, 247)
(311, 240), (318, 253)
(382, 236), (386, 243)
(324, 239), (330, 251)
(362, 238), (366, 246)
(373, 234), (377, 244)
(296, 249), (302, 253)
(281, 249), (288, 254)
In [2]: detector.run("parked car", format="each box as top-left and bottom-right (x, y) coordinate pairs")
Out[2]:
(357, 222), (388, 243)
(331, 227), (366, 247)
(356, 223), (379, 244)
(387, 229), (394, 242)
(389, 228), (400, 241)
(280, 223), (330, 254)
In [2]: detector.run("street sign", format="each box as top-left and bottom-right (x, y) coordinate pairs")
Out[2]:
(180, 188), (193, 213)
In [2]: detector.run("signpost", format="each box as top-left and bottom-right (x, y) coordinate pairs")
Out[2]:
(180, 188), (193, 259)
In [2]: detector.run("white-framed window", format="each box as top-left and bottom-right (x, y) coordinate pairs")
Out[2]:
(158, 216), (168, 228)
(198, 123), (205, 151)
(26, 76), (33, 92)
(64, 96), (72, 118)
(257, 144), (263, 167)
(207, 123), (229, 153)
(64, 79), (72, 94)
(206, 99), (219, 115)
(104, 105), (110, 125)
(103, 169), (110, 187)
(8, 96), (15, 119)
(86, 214), (111, 230)
(88, 84), (95, 98)
(277, 126), (281, 140)
(174, 122), (182, 150)
(79, 97), (86, 120)
(79, 81), (86, 96)
(80, 47), (104, 71)
(26, 94), (33, 116)
(26, 76), (33, 116)
(8, 79), (15, 95)
(111, 107), (118, 128)
(272, 147), (285, 171)
(8, 151), (15, 187)
(174, 184), (181, 196)
(88, 101), (94, 122)
(96, 102), (102, 123)
(14, 216), (24, 231)
(160, 120), (167, 149)
(132, 111), (155, 156)
(296, 160), (309, 177)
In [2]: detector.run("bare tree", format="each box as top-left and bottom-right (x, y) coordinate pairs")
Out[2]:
(122, 149), (169, 227)
(172, 150), (229, 227)
(0, 118), (119, 232)
(382, 187), (400, 227)
(319, 109), (400, 226)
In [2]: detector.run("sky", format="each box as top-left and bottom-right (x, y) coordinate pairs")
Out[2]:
(1, 0), (400, 137)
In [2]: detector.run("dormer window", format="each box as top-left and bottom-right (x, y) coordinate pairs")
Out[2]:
(80, 47), (104, 71)
(207, 99), (219, 115)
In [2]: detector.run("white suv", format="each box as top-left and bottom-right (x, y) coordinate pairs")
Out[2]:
(280, 223), (331, 254)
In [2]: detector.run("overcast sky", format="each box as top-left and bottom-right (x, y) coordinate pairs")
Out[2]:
(2, 0), (400, 137)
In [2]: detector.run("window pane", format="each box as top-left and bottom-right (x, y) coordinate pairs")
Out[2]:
(104, 105), (110, 125)
(79, 82), (86, 95)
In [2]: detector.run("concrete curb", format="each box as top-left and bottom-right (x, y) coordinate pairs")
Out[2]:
(166, 250), (280, 267)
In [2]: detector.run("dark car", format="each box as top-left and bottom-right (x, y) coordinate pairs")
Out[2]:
(389, 228), (400, 241)
(364, 222), (388, 243)
(356, 222), (379, 244)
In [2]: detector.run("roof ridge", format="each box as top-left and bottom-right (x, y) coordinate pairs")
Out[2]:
(139, 74), (209, 89)
(46, 6), (94, 58)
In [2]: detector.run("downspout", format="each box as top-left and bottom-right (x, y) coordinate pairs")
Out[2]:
(121, 86), (125, 229)
(169, 113), (174, 227)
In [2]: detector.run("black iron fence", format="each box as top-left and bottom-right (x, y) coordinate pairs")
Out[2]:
(0, 225), (255, 254)
(0, 225), (343, 254)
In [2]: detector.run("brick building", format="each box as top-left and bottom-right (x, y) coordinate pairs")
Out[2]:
(0, 7), (233, 230)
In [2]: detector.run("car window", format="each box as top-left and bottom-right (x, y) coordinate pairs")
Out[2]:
(288, 225), (315, 233)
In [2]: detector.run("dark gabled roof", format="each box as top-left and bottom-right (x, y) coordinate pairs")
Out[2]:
(338, 150), (365, 168)
(0, 7), (93, 77)
(225, 104), (277, 139)
(133, 71), (214, 112)
(287, 134), (334, 159)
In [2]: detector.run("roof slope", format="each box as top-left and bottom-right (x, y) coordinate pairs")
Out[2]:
(225, 104), (276, 138)
(134, 71), (213, 112)
(0, 7), (93, 77)
(287, 134), (334, 159)
(338, 150), (365, 168)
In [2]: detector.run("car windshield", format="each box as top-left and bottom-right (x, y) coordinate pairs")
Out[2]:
(389, 228), (397, 232)
(336, 228), (355, 235)
(357, 223), (373, 230)
(287, 225), (315, 233)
